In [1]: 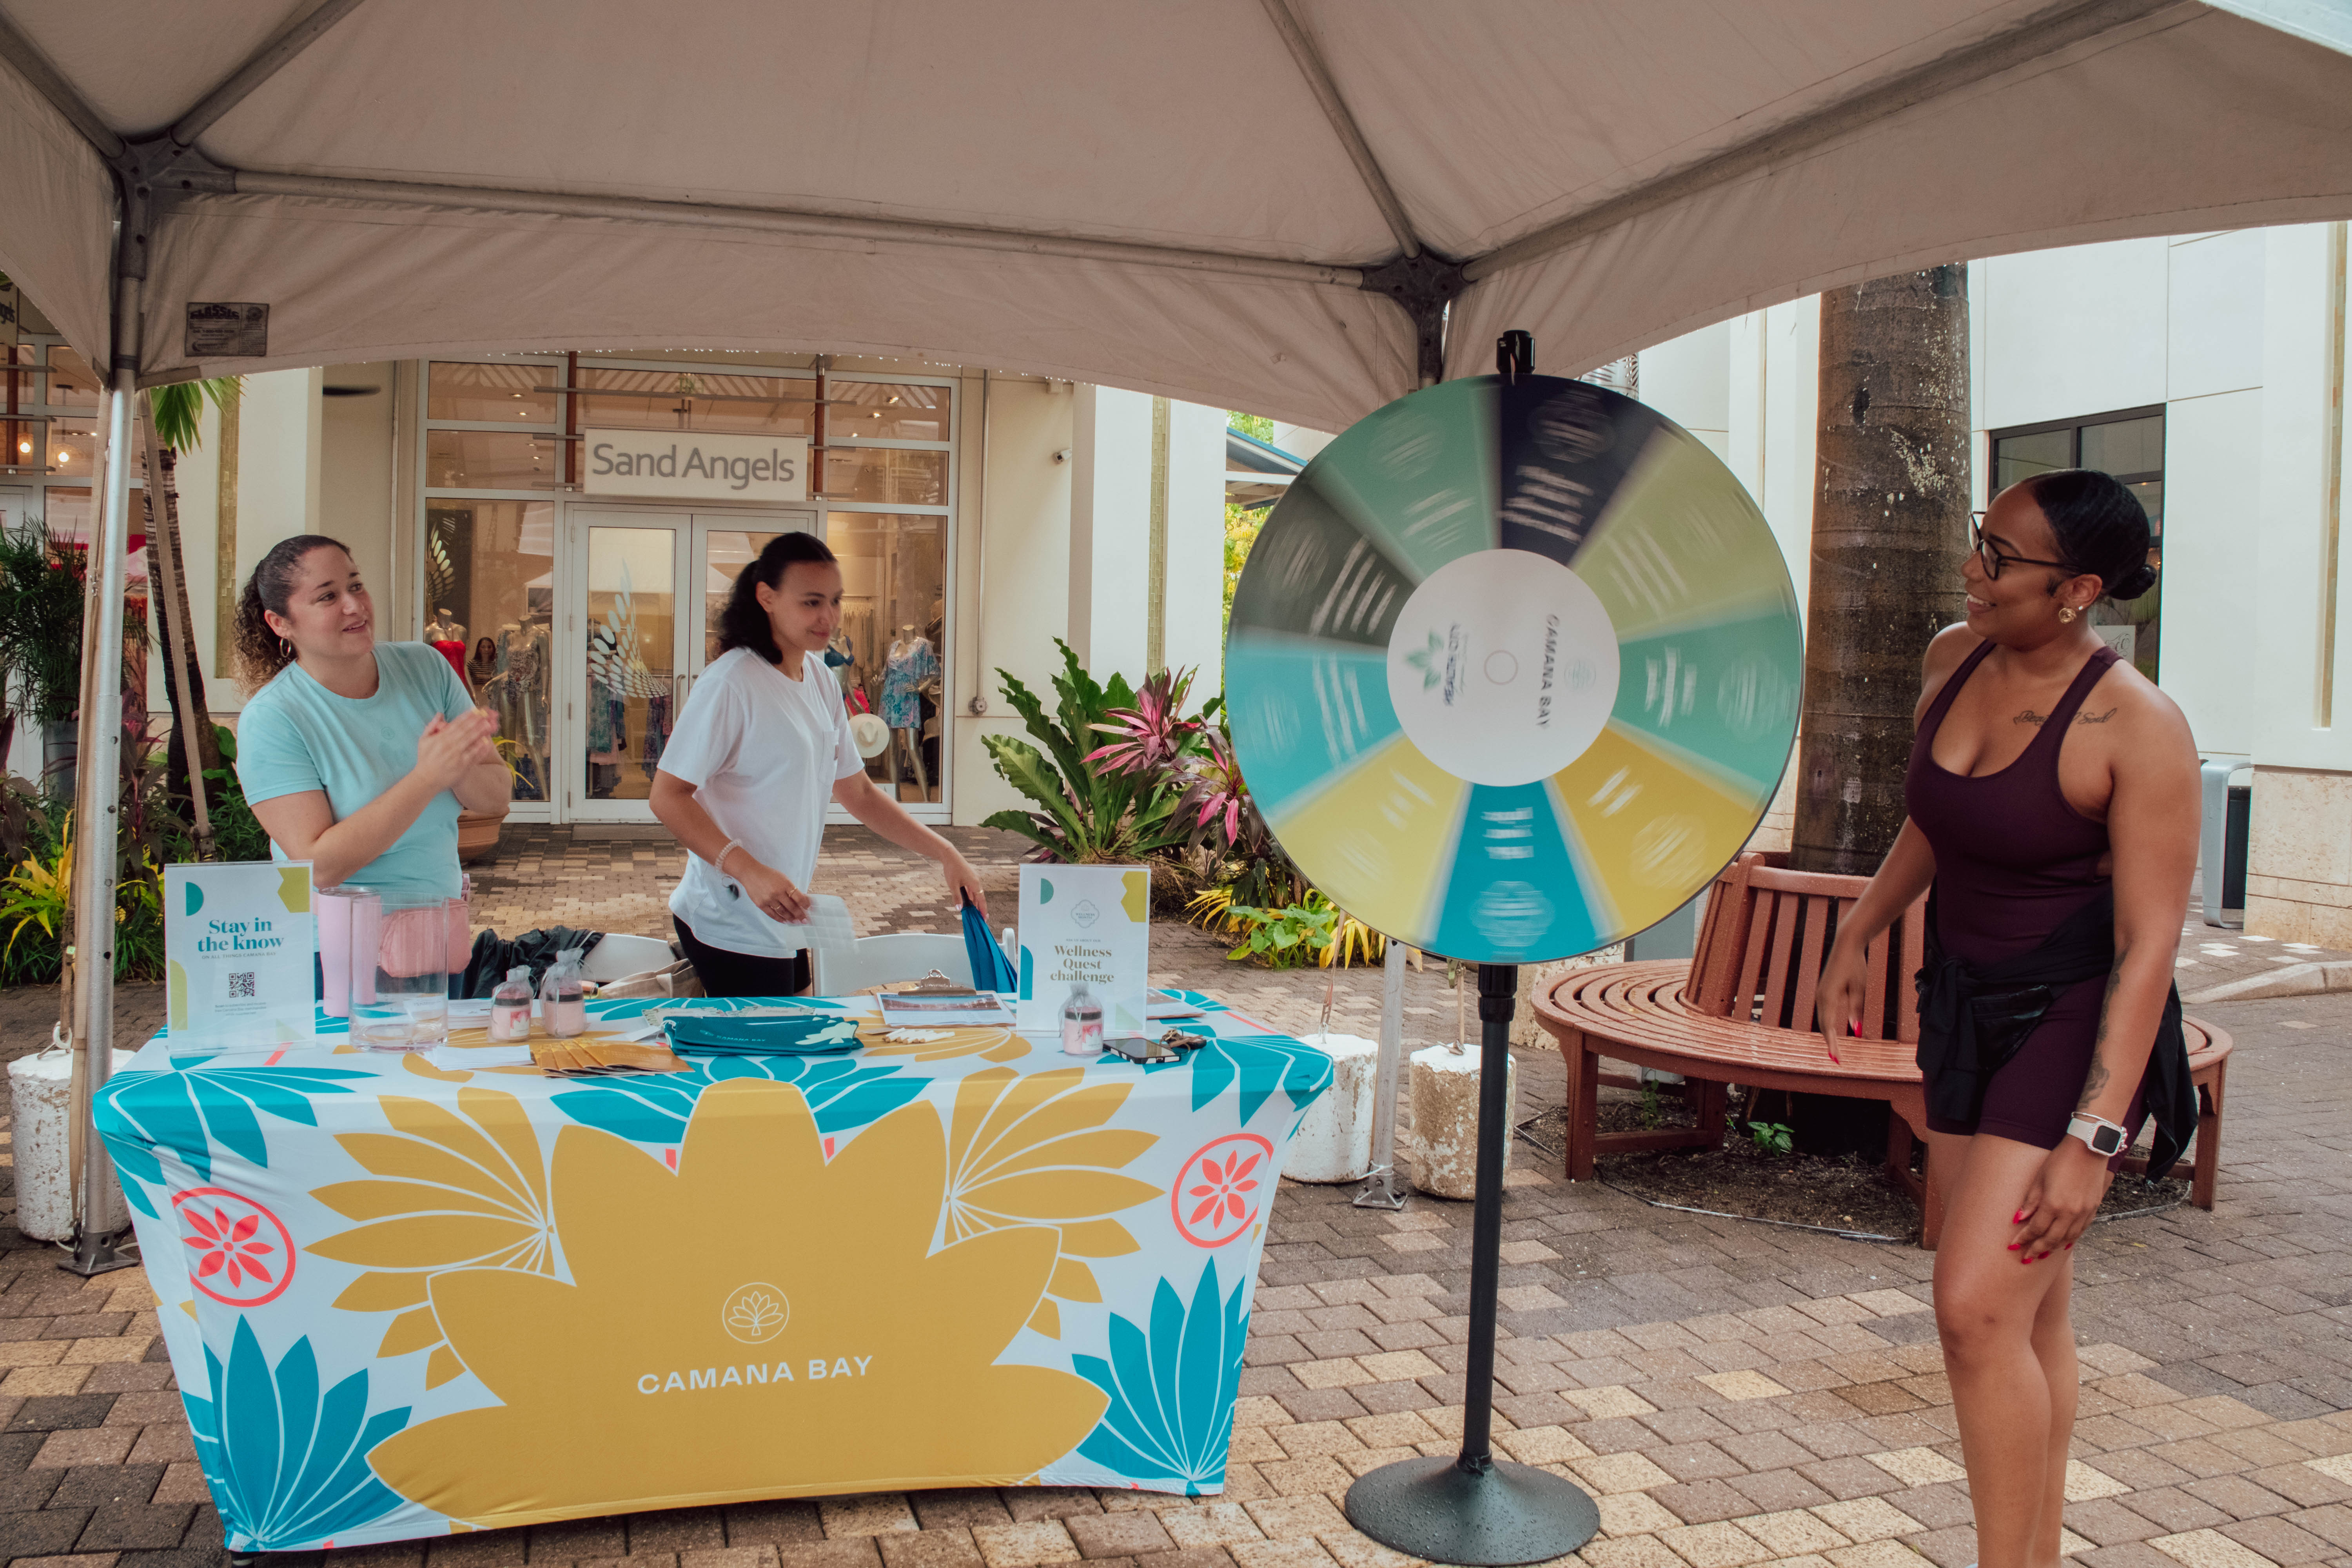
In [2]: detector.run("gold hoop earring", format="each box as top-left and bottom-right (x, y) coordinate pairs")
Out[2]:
(280, 637), (294, 658)
(2058, 607), (2078, 624)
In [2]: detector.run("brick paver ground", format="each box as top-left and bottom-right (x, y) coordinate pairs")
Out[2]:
(0, 829), (2341, 1568)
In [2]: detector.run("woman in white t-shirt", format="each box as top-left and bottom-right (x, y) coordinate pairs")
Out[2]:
(650, 532), (987, 996)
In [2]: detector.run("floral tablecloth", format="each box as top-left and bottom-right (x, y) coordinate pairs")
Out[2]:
(93, 992), (1331, 1553)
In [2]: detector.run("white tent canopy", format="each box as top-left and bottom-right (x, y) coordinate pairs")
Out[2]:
(3, 0), (2351, 430)
(7, 0), (2352, 1267)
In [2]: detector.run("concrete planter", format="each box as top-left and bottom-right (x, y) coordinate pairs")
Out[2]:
(1403, 1042), (1516, 1200)
(1284, 1032), (1379, 1182)
(9, 1048), (135, 1240)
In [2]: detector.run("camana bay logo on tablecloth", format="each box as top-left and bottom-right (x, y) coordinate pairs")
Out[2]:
(364, 1079), (1122, 1528)
(721, 1282), (789, 1344)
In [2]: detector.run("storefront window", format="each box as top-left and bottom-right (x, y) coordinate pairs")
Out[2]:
(580, 368), (813, 436)
(43, 347), (99, 410)
(426, 430), (559, 490)
(424, 501), (555, 802)
(827, 511), (944, 803)
(822, 446), (946, 506)
(827, 381), (951, 442)
(583, 526), (676, 802)
(428, 362), (557, 425)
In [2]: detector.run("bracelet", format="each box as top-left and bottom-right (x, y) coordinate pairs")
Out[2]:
(714, 839), (744, 878)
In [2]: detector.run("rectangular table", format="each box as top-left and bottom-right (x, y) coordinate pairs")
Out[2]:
(93, 993), (1332, 1555)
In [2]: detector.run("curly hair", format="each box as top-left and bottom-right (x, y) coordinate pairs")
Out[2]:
(716, 531), (840, 664)
(233, 534), (352, 690)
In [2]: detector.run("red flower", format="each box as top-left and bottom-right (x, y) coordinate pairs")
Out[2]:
(1185, 1150), (1261, 1228)
(183, 1203), (276, 1288)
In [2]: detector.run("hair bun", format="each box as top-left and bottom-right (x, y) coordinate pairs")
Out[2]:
(2109, 562), (2158, 601)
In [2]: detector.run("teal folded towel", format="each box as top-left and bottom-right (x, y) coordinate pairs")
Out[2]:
(662, 1014), (864, 1056)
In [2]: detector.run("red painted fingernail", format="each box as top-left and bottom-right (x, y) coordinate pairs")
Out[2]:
(2064, 1242), (2074, 1251)
(2038, 1252), (2052, 1260)
(2012, 1210), (2026, 1223)
(2007, 1243), (2019, 1251)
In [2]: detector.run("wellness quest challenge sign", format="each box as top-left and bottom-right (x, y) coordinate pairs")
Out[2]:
(165, 862), (316, 1051)
(1015, 864), (1150, 1038)
(584, 429), (809, 502)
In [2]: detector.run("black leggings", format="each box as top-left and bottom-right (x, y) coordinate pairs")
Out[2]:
(673, 916), (810, 998)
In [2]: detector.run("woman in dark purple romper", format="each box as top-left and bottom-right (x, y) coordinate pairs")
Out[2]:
(1817, 471), (2199, 1568)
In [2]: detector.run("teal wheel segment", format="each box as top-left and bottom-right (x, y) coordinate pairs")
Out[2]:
(1223, 632), (1402, 820)
(1228, 479), (1419, 652)
(1489, 375), (1670, 566)
(1426, 782), (1610, 964)
(1610, 611), (1805, 795)
(1303, 378), (1500, 579)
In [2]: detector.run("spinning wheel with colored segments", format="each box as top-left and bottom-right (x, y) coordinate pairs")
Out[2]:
(1225, 374), (1802, 965)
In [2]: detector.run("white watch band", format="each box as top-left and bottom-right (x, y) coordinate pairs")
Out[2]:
(2065, 1112), (2126, 1156)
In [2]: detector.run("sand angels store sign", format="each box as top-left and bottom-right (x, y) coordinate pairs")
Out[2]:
(584, 430), (810, 502)
(420, 359), (956, 827)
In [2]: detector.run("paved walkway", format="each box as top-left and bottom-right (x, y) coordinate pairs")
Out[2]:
(0, 830), (2341, 1568)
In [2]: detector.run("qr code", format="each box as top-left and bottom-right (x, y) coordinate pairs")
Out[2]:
(228, 971), (256, 999)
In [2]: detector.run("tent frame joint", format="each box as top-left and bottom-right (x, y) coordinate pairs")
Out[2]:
(109, 136), (236, 283)
(1359, 251), (1467, 387)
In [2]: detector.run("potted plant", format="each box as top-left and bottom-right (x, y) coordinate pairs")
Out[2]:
(0, 523), (101, 798)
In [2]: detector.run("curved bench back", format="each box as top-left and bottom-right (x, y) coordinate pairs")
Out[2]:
(1689, 853), (1930, 1043)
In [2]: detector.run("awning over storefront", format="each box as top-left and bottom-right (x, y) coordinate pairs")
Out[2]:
(2, 0), (2350, 431)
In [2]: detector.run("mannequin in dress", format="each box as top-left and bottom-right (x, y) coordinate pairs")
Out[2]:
(426, 607), (468, 681)
(880, 624), (937, 797)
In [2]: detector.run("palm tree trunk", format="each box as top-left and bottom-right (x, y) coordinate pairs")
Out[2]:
(136, 397), (218, 857)
(1791, 267), (1973, 877)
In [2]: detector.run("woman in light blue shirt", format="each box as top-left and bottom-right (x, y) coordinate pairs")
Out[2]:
(232, 536), (508, 938)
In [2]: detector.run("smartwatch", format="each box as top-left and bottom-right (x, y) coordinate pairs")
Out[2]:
(2065, 1112), (2126, 1158)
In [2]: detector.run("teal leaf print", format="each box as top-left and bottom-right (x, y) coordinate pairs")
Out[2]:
(554, 1055), (926, 1146)
(1147, 1034), (1332, 1124)
(185, 1316), (410, 1550)
(1073, 1259), (1250, 1494)
(94, 1062), (375, 1218)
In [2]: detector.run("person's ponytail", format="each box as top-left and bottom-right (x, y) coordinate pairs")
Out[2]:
(234, 534), (350, 690)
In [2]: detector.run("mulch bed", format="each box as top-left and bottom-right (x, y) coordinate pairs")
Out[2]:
(1518, 1088), (2188, 1243)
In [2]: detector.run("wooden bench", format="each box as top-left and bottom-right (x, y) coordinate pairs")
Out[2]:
(1530, 853), (2233, 1249)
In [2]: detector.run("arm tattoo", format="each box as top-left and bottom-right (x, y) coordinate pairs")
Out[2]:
(2077, 945), (2130, 1109)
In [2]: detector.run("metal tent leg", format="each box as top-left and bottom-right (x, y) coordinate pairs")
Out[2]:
(1352, 939), (1407, 1210)
(63, 271), (140, 1279)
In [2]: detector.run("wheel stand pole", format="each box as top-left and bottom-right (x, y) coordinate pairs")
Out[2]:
(1343, 962), (1598, 1564)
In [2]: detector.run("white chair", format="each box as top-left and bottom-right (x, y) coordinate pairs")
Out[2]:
(581, 932), (677, 982)
(802, 892), (1015, 995)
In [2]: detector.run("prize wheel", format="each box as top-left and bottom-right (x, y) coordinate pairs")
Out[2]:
(1225, 375), (1802, 966)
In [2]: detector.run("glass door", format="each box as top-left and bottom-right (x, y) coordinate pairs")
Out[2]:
(564, 510), (687, 822)
(687, 512), (820, 685)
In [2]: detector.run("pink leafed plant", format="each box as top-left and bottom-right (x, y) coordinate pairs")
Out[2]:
(1085, 666), (1202, 780)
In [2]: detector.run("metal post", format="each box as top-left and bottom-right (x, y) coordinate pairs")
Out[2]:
(1343, 962), (1596, 1564)
(65, 269), (140, 1277)
(1352, 940), (1407, 1209)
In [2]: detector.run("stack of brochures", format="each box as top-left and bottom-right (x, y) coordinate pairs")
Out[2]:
(876, 990), (1014, 1029)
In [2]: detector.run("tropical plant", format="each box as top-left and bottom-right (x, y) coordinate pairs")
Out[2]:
(143, 377), (239, 847)
(201, 724), (272, 863)
(1085, 665), (1207, 781)
(0, 521), (93, 733)
(982, 641), (1190, 864)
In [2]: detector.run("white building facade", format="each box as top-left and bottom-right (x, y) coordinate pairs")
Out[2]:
(1635, 223), (2352, 947)
(0, 336), (1231, 835)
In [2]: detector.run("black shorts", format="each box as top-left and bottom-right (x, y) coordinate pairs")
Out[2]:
(673, 915), (811, 998)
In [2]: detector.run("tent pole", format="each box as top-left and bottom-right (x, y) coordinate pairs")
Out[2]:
(64, 267), (141, 1278)
(1351, 938), (1408, 1210)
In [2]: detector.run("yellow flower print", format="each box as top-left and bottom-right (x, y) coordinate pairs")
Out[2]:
(855, 1020), (1030, 1064)
(945, 1066), (1161, 1337)
(306, 1089), (555, 1389)
(367, 1078), (1105, 1528)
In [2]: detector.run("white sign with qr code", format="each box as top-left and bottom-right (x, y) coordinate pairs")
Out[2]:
(164, 862), (316, 1051)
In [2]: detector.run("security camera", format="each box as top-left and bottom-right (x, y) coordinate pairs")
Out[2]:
(1052, 448), (1071, 464)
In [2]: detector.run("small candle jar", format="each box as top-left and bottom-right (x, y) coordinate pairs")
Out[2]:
(1060, 985), (1104, 1056)
(489, 967), (534, 1041)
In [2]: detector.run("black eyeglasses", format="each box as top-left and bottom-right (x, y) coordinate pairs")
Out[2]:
(1969, 514), (2072, 580)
